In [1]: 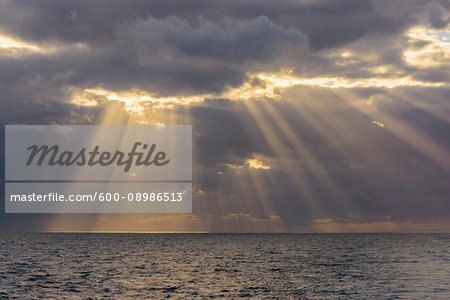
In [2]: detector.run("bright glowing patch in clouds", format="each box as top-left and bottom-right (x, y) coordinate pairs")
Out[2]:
(0, 34), (37, 49)
(225, 154), (271, 171)
(224, 71), (445, 101)
(0, 32), (89, 57)
(258, 72), (445, 88)
(72, 71), (446, 113)
(0, 33), (44, 55)
(372, 120), (385, 128)
(246, 158), (271, 170)
(72, 88), (206, 114)
(404, 25), (450, 68)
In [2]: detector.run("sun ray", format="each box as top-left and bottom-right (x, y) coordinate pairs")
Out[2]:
(337, 88), (450, 172)
(241, 100), (325, 218)
(257, 98), (356, 215)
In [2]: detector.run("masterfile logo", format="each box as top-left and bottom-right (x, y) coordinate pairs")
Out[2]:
(4, 125), (192, 213)
(6, 125), (191, 181)
(26, 142), (170, 172)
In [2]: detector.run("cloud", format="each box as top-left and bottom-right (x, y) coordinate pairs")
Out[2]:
(0, 0), (448, 105)
(128, 15), (307, 63)
(424, 1), (449, 28)
(371, 120), (385, 127)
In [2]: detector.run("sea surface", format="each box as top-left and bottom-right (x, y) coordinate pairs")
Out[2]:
(0, 233), (449, 299)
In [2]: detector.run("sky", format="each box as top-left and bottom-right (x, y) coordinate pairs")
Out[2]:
(0, 0), (449, 232)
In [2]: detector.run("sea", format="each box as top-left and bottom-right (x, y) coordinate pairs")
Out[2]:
(0, 233), (449, 299)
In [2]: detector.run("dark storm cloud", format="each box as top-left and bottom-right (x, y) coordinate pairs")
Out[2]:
(0, 0), (448, 103)
(1, 0), (447, 47)
(128, 15), (306, 62)
(191, 99), (273, 165)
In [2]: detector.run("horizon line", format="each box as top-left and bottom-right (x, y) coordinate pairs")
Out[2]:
(1, 230), (450, 234)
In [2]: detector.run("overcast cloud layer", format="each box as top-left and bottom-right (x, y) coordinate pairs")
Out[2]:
(0, 0), (449, 231)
